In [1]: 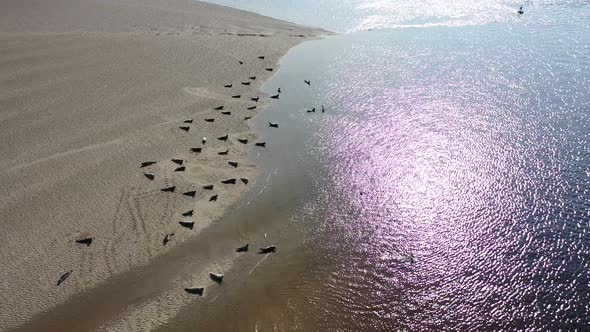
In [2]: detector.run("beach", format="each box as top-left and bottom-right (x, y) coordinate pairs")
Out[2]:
(3, 0), (590, 330)
(0, 0), (326, 330)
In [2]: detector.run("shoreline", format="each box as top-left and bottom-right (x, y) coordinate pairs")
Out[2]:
(0, 0), (329, 330)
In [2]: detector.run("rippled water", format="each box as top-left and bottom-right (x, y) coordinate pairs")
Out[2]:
(200, 1), (590, 330)
(207, 0), (590, 32)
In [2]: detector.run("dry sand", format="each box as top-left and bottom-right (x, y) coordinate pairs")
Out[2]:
(0, 0), (326, 330)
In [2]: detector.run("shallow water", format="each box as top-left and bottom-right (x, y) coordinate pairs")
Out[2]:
(197, 1), (590, 330)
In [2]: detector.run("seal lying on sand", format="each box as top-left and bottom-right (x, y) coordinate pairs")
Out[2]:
(235, 244), (249, 252)
(163, 233), (174, 246)
(75, 237), (93, 246)
(259, 245), (276, 254)
(57, 270), (73, 286)
(184, 287), (204, 296)
(179, 221), (194, 230)
(161, 186), (176, 193)
(210, 273), (224, 283)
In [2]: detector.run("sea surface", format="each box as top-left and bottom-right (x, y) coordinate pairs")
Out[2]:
(203, 0), (590, 330)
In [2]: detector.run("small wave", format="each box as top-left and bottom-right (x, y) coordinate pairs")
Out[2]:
(349, 0), (519, 32)
(352, 17), (502, 32)
(349, 0), (588, 32)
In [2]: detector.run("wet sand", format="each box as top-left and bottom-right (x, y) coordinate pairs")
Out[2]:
(0, 0), (327, 330)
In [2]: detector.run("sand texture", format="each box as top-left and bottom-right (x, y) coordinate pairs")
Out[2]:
(0, 0), (326, 330)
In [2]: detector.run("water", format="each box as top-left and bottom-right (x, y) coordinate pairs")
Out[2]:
(200, 1), (590, 330)
(207, 0), (590, 32)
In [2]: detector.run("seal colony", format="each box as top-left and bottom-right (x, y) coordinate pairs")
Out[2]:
(0, 0), (330, 330)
